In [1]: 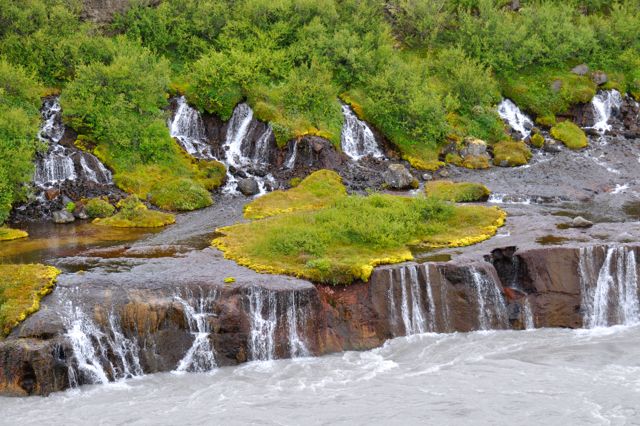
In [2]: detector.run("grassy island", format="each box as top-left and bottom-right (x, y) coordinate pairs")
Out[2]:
(215, 171), (505, 284)
(0, 264), (61, 338)
(0, 227), (28, 242)
(95, 195), (175, 228)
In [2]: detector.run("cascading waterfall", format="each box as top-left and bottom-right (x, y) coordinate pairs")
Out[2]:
(174, 290), (219, 373)
(34, 97), (112, 188)
(247, 285), (309, 361)
(590, 90), (624, 135)
(340, 104), (383, 160)
(168, 96), (213, 160)
(64, 303), (142, 388)
(470, 268), (508, 330)
(390, 265), (443, 336)
(284, 140), (298, 169)
(523, 299), (535, 330)
(497, 99), (534, 140)
(579, 246), (640, 328)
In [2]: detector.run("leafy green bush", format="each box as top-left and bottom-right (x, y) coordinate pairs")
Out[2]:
(86, 198), (115, 218)
(150, 178), (213, 211)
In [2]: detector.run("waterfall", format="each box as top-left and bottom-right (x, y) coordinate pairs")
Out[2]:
(252, 127), (273, 165)
(168, 96), (213, 160)
(34, 97), (113, 188)
(246, 285), (310, 361)
(523, 299), (535, 330)
(285, 140), (298, 169)
(590, 90), (623, 135)
(408, 266), (427, 334)
(388, 270), (398, 331)
(497, 99), (534, 140)
(423, 266), (437, 332)
(224, 103), (256, 168)
(579, 246), (640, 328)
(470, 268), (508, 330)
(173, 290), (218, 373)
(391, 265), (440, 336)
(340, 104), (383, 160)
(64, 304), (143, 387)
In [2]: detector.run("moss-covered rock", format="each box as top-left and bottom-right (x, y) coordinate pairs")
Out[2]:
(243, 170), (347, 220)
(151, 178), (213, 211)
(424, 181), (490, 202)
(0, 264), (61, 338)
(462, 155), (492, 169)
(492, 141), (532, 166)
(95, 195), (175, 228)
(0, 227), (28, 242)
(531, 133), (545, 148)
(445, 153), (464, 165)
(86, 198), (115, 218)
(550, 121), (588, 149)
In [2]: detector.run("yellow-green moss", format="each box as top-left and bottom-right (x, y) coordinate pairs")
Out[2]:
(289, 177), (301, 187)
(424, 181), (490, 202)
(243, 170), (347, 220)
(0, 227), (28, 242)
(150, 178), (213, 211)
(85, 198), (115, 218)
(531, 133), (545, 148)
(0, 264), (61, 338)
(550, 121), (588, 149)
(462, 155), (491, 169)
(445, 153), (464, 165)
(492, 141), (532, 166)
(95, 195), (175, 228)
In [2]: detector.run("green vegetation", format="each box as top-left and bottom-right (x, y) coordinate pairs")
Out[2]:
(551, 121), (589, 149)
(95, 195), (175, 228)
(0, 60), (45, 224)
(462, 155), (492, 169)
(531, 133), (545, 148)
(0, 264), (60, 338)
(0, 227), (28, 241)
(215, 192), (505, 284)
(86, 198), (115, 218)
(493, 141), (532, 166)
(150, 178), (213, 211)
(243, 170), (346, 219)
(424, 181), (490, 202)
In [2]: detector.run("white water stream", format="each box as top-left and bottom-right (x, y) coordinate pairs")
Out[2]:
(497, 98), (534, 140)
(340, 104), (383, 160)
(168, 96), (213, 159)
(589, 90), (624, 135)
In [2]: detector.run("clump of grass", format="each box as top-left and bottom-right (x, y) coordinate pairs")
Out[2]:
(424, 181), (490, 202)
(531, 133), (545, 148)
(86, 198), (115, 218)
(243, 170), (347, 219)
(215, 193), (505, 284)
(462, 155), (491, 169)
(95, 195), (175, 228)
(0, 227), (28, 242)
(492, 141), (532, 166)
(550, 121), (588, 149)
(0, 264), (61, 338)
(151, 178), (213, 211)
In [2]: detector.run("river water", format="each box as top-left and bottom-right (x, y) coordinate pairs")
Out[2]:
(2, 325), (639, 425)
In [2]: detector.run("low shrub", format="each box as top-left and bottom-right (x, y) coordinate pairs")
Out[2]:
(86, 198), (115, 218)
(150, 178), (213, 211)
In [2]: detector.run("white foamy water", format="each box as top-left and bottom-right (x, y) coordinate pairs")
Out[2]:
(340, 104), (383, 160)
(3, 325), (640, 425)
(590, 90), (624, 135)
(168, 96), (213, 159)
(497, 99), (534, 140)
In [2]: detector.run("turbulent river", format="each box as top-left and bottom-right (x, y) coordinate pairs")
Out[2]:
(2, 325), (640, 425)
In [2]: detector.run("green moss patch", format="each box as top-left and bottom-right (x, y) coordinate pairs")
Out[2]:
(531, 134), (545, 148)
(215, 193), (506, 284)
(151, 178), (213, 211)
(550, 121), (588, 149)
(462, 155), (491, 169)
(424, 181), (490, 202)
(86, 198), (115, 218)
(95, 195), (175, 228)
(493, 141), (532, 166)
(243, 170), (347, 220)
(0, 227), (28, 242)
(0, 264), (61, 338)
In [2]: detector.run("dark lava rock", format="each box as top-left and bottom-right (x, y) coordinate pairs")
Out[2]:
(72, 204), (89, 220)
(237, 178), (259, 196)
(543, 140), (561, 153)
(383, 164), (417, 189)
(44, 188), (59, 200)
(52, 209), (74, 224)
(61, 195), (73, 207)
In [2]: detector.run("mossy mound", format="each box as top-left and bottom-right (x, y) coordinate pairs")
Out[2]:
(86, 198), (115, 218)
(550, 121), (588, 149)
(0, 264), (61, 338)
(214, 193), (506, 284)
(445, 153), (464, 165)
(531, 133), (545, 148)
(95, 195), (175, 228)
(243, 170), (347, 220)
(0, 227), (28, 241)
(424, 181), (490, 202)
(151, 178), (213, 211)
(492, 141), (532, 166)
(462, 155), (492, 169)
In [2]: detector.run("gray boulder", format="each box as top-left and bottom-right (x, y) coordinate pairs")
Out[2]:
(72, 204), (89, 220)
(459, 137), (488, 158)
(543, 140), (561, 153)
(52, 209), (75, 224)
(383, 164), (417, 189)
(591, 71), (608, 86)
(237, 178), (259, 196)
(571, 216), (594, 228)
(551, 79), (562, 92)
(570, 63), (590, 76)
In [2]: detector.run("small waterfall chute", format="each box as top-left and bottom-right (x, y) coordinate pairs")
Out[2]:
(470, 268), (508, 331)
(523, 299), (535, 330)
(284, 139), (298, 170)
(340, 104), (384, 160)
(173, 290), (218, 373)
(168, 96), (213, 160)
(497, 99), (534, 140)
(589, 90), (624, 135)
